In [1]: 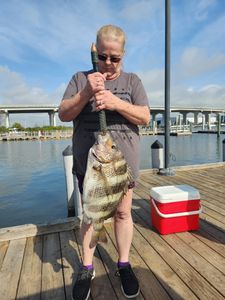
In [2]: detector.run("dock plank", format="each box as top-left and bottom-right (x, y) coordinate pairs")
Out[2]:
(177, 231), (225, 274)
(193, 227), (225, 258)
(16, 236), (42, 300)
(0, 241), (8, 269)
(0, 239), (26, 300)
(59, 230), (80, 300)
(163, 233), (225, 297)
(41, 233), (65, 300)
(174, 172), (225, 207)
(92, 246), (119, 300)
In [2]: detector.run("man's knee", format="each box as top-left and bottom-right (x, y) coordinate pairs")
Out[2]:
(114, 209), (131, 222)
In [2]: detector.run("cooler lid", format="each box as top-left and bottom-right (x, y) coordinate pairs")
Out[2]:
(150, 185), (200, 203)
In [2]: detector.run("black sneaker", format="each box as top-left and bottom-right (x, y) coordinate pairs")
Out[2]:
(116, 264), (140, 298)
(72, 267), (95, 300)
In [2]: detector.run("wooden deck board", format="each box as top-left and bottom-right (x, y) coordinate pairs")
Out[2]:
(0, 241), (8, 269)
(0, 239), (26, 300)
(41, 233), (65, 300)
(59, 230), (81, 300)
(0, 164), (225, 300)
(17, 236), (42, 300)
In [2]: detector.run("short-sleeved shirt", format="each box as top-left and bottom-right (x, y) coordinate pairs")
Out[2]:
(62, 70), (149, 181)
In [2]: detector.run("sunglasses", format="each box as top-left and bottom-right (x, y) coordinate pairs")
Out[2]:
(98, 54), (121, 63)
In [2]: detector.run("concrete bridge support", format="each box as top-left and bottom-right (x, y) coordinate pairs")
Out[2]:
(178, 114), (182, 126)
(183, 113), (188, 125)
(194, 112), (198, 125)
(1, 110), (10, 128)
(151, 113), (157, 134)
(205, 113), (211, 130)
(202, 114), (205, 130)
(48, 111), (56, 127)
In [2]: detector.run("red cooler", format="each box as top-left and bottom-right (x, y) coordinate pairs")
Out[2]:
(150, 185), (201, 234)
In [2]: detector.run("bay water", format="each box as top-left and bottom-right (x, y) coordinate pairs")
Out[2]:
(0, 133), (224, 228)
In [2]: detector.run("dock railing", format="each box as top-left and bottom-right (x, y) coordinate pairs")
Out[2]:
(0, 130), (73, 141)
(170, 124), (191, 133)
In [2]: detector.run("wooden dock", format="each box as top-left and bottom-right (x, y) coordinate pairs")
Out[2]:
(0, 130), (73, 141)
(0, 163), (225, 300)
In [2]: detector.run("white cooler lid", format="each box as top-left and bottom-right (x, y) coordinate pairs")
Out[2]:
(150, 185), (200, 203)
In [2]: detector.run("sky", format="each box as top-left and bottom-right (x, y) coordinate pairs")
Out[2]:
(0, 0), (225, 126)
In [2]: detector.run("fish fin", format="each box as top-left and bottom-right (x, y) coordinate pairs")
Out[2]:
(90, 226), (108, 247)
(127, 165), (134, 182)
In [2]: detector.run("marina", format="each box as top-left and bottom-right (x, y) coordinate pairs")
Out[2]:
(0, 163), (225, 299)
(1, 2), (225, 300)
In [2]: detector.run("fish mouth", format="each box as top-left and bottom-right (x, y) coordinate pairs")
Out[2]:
(91, 148), (100, 161)
(91, 148), (109, 163)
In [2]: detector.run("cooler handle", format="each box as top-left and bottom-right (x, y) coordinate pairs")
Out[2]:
(151, 198), (202, 218)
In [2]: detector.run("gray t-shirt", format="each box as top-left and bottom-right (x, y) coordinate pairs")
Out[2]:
(62, 70), (149, 181)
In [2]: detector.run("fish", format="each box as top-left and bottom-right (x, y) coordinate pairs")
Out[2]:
(82, 131), (132, 246)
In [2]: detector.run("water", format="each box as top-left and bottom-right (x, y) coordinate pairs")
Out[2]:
(140, 133), (225, 168)
(0, 133), (224, 228)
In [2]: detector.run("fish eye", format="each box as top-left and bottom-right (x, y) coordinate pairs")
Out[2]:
(111, 144), (116, 149)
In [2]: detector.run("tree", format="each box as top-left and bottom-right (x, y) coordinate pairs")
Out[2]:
(11, 122), (25, 131)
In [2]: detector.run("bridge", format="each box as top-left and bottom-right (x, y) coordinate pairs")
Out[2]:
(0, 105), (58, 127)
(0, 104), (225, 128)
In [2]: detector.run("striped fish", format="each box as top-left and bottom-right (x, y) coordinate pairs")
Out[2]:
(82, 131), (132, 246)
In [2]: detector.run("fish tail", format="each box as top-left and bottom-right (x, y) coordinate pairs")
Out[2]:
(90, 226), (108, 247)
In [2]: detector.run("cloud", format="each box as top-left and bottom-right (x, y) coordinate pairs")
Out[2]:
(0, 66), (64, 105)
(177, 47), (225, 79)
(171, 84), (225, 108)
(137, 69), (164, 105)
(138, 68), (225, 108)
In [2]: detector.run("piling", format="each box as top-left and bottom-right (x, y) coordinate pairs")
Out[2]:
(62, 146), (75, 217)
(62, 146), (82, 218)
(151, 140), (164, 169)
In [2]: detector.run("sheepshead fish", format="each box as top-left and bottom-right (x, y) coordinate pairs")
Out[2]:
(82, 131), (132, 245)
